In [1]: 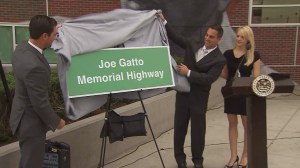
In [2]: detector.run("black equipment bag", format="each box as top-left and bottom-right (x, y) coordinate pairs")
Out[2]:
(123, 112), (146, 138)
(100, 110), (147, 143)
(107, 110), (124, 143)
(43, 140), (71, 168)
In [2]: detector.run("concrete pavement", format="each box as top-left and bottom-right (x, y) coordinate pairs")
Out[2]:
(103, 85), (300, 168)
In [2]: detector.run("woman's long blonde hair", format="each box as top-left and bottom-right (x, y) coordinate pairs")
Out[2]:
(235, 26), (255, 66)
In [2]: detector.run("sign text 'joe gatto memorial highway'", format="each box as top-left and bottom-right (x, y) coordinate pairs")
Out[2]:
(67, 46), (175, 98)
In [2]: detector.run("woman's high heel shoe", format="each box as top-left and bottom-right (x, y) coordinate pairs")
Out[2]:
(238, 164), (247, 168)
(224, 156), (239, 168)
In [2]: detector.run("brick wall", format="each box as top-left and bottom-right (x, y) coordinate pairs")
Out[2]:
(1, 0), (299, 83)
(227, 0), (300, 84)
(0, 0), (121, 22)
(253, 27), (296, 65)
(297, 30), (300, 65)
(0, 0), (46, 22)
(48, 0), (121, 18)
(227, 0), (249, 26)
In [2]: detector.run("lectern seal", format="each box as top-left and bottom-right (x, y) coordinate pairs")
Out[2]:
(252, 74), (275, 97)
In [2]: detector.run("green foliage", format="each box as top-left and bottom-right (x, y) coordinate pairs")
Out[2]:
(0, 71), (15, 89)
(173, 55), (184, 64)
(0, 72), (15, 144)
(48, 71), (65, 115)
(0, 70), (66, 145)
(0, 70), (138, 145)
(0, 55), (182, 145)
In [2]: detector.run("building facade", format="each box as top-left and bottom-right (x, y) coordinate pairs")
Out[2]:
(0, 0), (299, 83)
(228, 0), (300, 83)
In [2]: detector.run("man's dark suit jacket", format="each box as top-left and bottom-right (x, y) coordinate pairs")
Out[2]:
(166, 25), (226, 112)
(9, 41), (60, 138)
(166, 23), (226, 164)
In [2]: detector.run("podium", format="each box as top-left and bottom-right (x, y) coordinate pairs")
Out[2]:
(222, 76), (294, 168)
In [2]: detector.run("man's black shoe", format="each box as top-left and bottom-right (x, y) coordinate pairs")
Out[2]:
(193, 160), (203, 168)
(177, 161), (187, 168)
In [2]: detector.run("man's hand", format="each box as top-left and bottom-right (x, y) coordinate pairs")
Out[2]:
(177, 63), (189, 76)
(156, 10), (165, 22)
(57, 119), (65, 130)
(56, 24), (62, 29)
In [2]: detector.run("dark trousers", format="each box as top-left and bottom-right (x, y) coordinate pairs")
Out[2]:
(16, 127), (46, 168)
(174, 93), (206, 164)
(18, 134), (45, 168)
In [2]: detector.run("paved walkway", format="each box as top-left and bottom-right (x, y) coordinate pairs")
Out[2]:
(104, 85), (300, 168)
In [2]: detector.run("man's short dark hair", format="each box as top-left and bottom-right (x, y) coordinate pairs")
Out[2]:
(209, 25), (223, 39)
(29, 15), (57, 39)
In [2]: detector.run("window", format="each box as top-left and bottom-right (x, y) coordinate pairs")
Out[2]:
(0, 24), (57, 63)
(250, 0), (300, 26)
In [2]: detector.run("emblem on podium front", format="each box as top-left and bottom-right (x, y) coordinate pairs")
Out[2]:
(252, 75), (275, 97)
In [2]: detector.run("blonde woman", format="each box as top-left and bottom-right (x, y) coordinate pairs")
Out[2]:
(221, 26), (261, 168)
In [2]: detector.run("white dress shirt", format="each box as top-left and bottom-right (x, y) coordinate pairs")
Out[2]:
(28, 40), (43, 54)
(195, 46), (216, 62)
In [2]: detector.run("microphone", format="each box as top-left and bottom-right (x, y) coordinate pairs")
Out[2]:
(246, 41), (251, 50)
(233, 56), (245, 80)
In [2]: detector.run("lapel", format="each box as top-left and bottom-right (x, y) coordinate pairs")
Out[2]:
(196, 47), (219, 65)
(25, 42), (51, 73)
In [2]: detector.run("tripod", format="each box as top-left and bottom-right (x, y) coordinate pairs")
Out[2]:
(98, 90), (165, 168)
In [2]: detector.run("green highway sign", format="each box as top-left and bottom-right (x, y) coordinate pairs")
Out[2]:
(67, 46), (174, 98)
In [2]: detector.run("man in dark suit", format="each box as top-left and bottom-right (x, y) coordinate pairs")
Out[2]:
(158, 13), (226, 168)
(9, 15), (65, 168)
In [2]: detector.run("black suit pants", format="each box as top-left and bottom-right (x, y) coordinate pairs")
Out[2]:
(17, 124), (46, 168)
(18, 136), (45, 168)
(174, 93), (206, 164)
